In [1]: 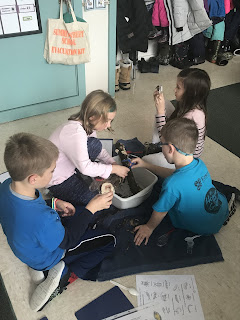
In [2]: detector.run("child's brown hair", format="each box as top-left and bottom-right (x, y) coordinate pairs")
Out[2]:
(169, 68), (211, 122)
(68, 90), (117, 135)
(4, 133), (59, 181)
(161, 118), (198, 154)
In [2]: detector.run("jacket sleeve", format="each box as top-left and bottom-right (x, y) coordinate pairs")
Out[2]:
(59, 124), (112, 179)
(97, 148), (116, 164)
(171, 0), (188, 29)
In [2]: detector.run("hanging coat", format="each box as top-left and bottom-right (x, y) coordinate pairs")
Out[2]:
(224, 0), (234, 15)
(117, 0), (152, 53)
(208, 0), (226, 18)
(164, 0), (212, 45)
(152, 0), (169, 27)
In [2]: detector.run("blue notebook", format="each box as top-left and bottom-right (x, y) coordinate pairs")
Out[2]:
(75, 286), (134, 320)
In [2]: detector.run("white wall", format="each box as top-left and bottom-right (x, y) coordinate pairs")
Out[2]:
(116, 40), (158, 65)
(82, 8), (109, 94)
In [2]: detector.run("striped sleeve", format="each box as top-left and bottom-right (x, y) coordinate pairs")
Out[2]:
(155, 114), (167, 141)
(194, 125), (206, 158)
(184, 109), (206, 158)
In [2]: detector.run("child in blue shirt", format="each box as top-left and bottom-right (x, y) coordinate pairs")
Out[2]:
(0, 133), (115, 311)
(131, 118), (229, 246)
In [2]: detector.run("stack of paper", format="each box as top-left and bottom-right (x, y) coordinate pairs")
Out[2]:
(104, 275), (205, 320)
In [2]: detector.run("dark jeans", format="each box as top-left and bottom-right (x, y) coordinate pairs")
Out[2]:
(212, 180), (239, 202)
(49, 137), (102, 206)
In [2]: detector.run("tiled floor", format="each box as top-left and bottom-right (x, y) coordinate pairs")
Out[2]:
(0, 58), (240, 320)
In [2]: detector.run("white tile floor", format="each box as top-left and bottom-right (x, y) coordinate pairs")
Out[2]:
(0, 58), (240, 320)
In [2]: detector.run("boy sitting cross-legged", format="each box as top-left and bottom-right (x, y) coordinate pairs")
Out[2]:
(131, 118), (230, 246)
(0, 133), (115, 311)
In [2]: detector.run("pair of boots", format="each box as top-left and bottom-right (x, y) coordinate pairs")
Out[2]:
(115, 61), (132, 92)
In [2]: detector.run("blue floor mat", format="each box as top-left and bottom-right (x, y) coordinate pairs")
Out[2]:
(93, 182), (224, 281)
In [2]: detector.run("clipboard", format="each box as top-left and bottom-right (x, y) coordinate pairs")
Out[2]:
(75, 286), (134, 320)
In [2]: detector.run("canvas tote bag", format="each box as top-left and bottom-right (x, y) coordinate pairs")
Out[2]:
(44, 0), (90, 65)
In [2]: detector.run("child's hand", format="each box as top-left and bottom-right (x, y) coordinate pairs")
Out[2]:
(56, 200), (76, 217)
(134, 224), (153, 246)
(86, 192), (113, 214)
(131, 157), (146, 168)
(153, 90), (165, 114)
(111, 164), (130, 178)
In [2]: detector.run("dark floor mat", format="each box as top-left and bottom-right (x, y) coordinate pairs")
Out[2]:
(207, 83), (240, 157)
(0, 273), (17, 320)
(95, 183), (224, 281)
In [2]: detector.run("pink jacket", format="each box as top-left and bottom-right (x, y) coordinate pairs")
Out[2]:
(224, 0), (234, 15)
(152, 0), (169, 27)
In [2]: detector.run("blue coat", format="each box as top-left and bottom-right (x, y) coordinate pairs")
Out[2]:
(208, 0), (226, 18)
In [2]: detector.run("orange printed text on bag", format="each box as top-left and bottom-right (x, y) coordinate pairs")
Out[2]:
(44, 0), (90, 65)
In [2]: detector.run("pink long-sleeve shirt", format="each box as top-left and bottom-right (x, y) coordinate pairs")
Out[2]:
(47, 121), (115, 187)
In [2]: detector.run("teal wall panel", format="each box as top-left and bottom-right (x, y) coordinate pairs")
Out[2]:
(108, 0), (117, 97)
(0, 0), (86, 123)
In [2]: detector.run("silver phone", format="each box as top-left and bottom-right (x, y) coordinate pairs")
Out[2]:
(156, 85), (163, 93)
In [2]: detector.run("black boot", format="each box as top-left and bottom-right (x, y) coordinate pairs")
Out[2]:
(206, 40), (221, 64)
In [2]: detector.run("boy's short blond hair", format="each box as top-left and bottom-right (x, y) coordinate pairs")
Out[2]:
(4, 133), (59, 181)
(161, 118), (198, 154)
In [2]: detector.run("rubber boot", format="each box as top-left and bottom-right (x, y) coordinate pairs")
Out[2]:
(119, 61), (132, 90)
(156, 42), (170, 65)
(115, 63), (120, 92)
(206, 40), (221, 64)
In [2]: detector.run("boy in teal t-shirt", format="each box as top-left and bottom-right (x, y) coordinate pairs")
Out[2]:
(131, 118), (229, 246)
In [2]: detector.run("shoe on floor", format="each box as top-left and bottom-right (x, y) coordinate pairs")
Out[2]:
(191, 56), (205, 65)
(28, 267), (45, 285)
(148, 27), (163, 40)
(30, 261), (65, 312)
(119, 60), (132, 90)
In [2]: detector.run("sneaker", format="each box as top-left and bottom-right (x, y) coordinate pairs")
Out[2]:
(148, 27), (163, 40)
(157, 28), (169, 44)
(30, 261), (65, 312)
(28, 267), (45, 285)
(38, 268), (73, 311)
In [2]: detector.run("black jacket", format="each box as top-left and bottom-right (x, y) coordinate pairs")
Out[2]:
(117, 0), (152, 53)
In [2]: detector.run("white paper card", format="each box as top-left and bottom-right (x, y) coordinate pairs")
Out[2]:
(105, 275), (204, 320)
(136, 274), (205, 320)
(100, 139), (113, 157)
